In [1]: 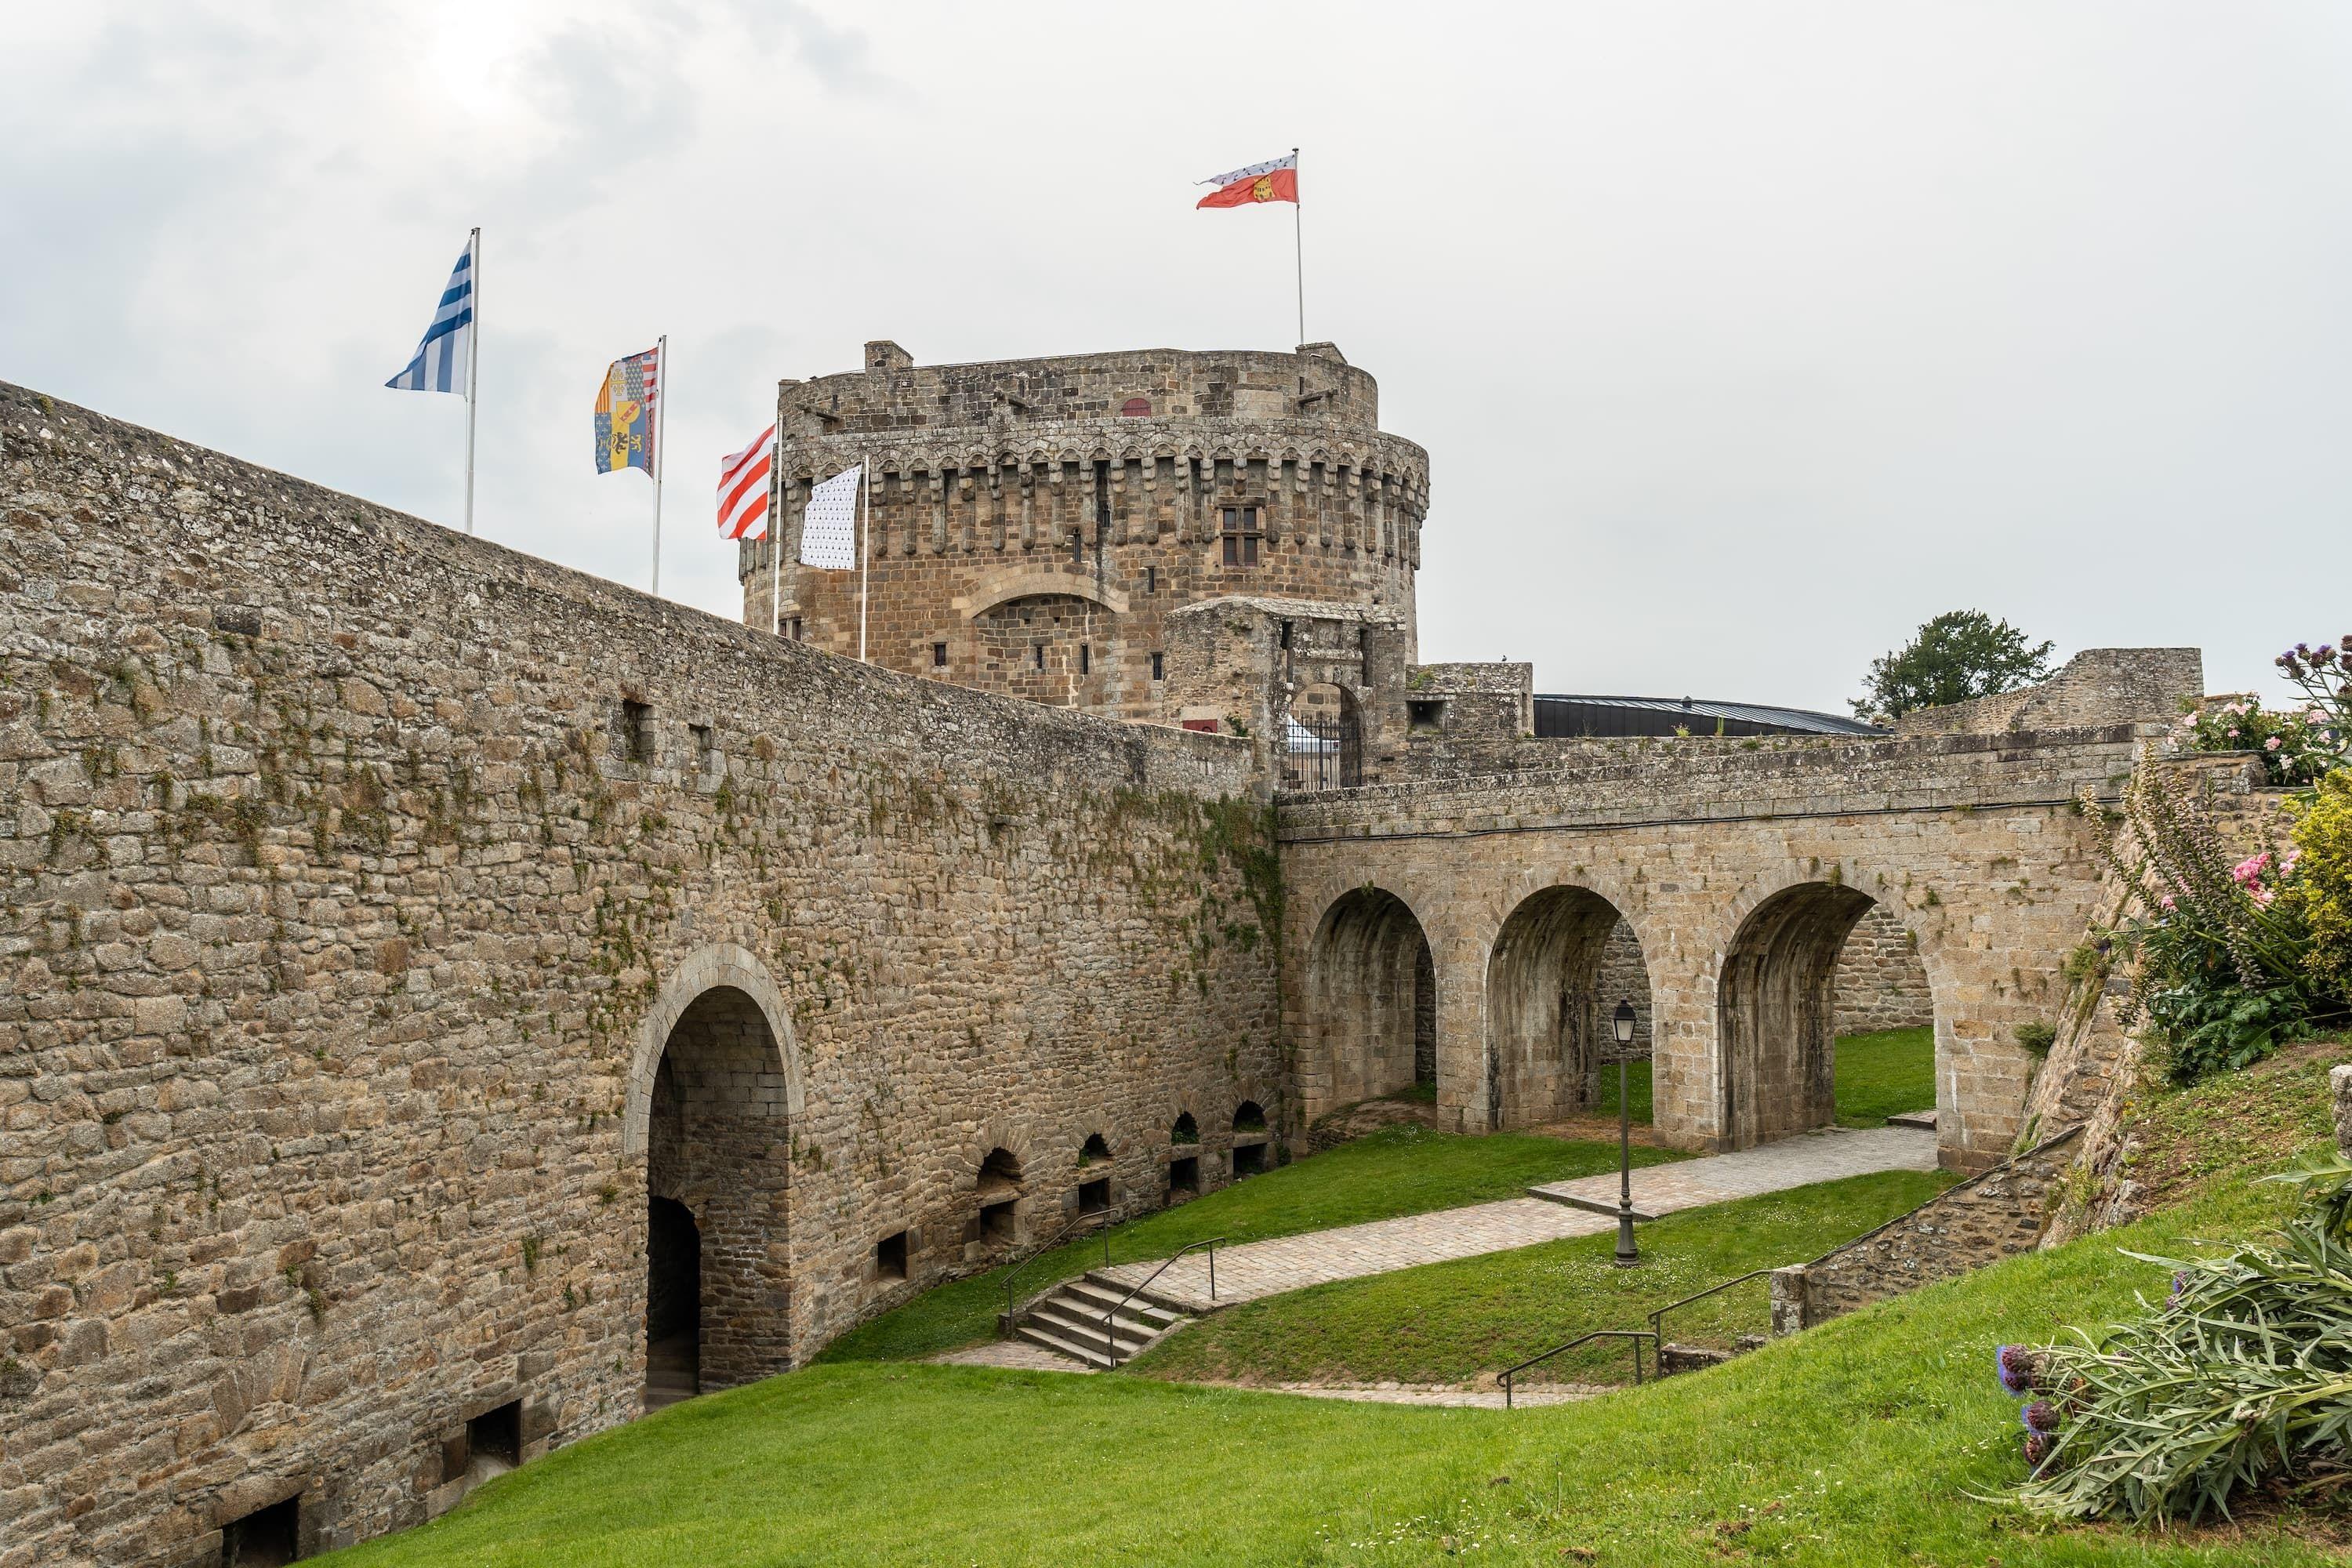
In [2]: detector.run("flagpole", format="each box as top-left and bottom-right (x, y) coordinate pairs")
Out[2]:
(769, 429), (782, 637)
(464, 226), (481, 534)
(858, 456), (871, 662)
(1291, 147), (1305, 346)
(650, 333), (667, 596)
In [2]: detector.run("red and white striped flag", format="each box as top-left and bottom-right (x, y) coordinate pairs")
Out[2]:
(717, 424), (775, 540)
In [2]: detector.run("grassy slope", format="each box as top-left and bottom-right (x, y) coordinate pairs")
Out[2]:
(1131, 1168), (1952, 1388)
(818, 1124), (1686, 1363)
(1598, 1025), (1936, 1128)
(321, 1046), (2352, 1568)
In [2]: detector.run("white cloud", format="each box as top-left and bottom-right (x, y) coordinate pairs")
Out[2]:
(6, 0), (2350, 708)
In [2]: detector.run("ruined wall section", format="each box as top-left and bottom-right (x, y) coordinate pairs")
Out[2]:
(1893, 647), (2203, 736)
(742, 343), (1430, 717)
(0, 384), (1282, 1566)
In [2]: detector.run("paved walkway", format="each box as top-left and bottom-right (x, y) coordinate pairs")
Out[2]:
(1091, 1125), (1937, 1312)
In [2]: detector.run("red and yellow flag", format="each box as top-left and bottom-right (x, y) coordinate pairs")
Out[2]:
(1196, 153), (1298, 209)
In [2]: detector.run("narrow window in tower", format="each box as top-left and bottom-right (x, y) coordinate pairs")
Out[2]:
(931, 642), (947, 668)
(1150, 652), (1164, 682)
(1079, 644), (1091, 675)
(1145, 564), (1158, 595)
(1221, 506), (1261, 567)
(1070, 531), (1083, 567)
(1033, 643), (1046, 671)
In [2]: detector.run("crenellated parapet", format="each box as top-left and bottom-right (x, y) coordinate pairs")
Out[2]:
(738, 342), (1430, 720)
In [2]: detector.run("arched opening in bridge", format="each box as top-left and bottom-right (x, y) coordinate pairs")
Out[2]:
(1304, 887), (1436, 1125)
(1232, 1101), (1270, 1178)
(1486, 887), (1641, 1129)
(1717, 884), (1937, 1148)
(645, 985), (793, 1399)
(1284, 682), (1363, 791)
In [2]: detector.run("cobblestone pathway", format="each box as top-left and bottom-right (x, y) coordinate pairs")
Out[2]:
(1095, 1125), (1936, 1312)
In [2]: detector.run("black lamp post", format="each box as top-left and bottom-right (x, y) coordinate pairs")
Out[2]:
(1612, 999), (1640, 1267)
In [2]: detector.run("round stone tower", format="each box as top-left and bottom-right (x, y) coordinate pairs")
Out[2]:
(740, 340), (1430, 719)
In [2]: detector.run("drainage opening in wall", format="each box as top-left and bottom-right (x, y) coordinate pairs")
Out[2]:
(1232, 1099), (1270, 1178)
(465, 1400), (521, 1480)
(1167, 1155), (1199, 1196)
(876, 1230), (909, 1282)
(979, 1199), (1017, 1243)
(220, 1495), (299, 1567)
(1076, 1177), (1110, 1215)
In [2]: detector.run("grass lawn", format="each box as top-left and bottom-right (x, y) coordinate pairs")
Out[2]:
(1130, 1167), (1953, 1389)
(816, 1123), (1688, 1363)
(1598, 1025), (1937, 1128)
(315, 1046), (2352, 1567)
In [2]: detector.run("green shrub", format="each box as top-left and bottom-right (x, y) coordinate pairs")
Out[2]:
(2012, 1021), (2057, 1054)
(2169, 695), (2330, 785)
(2294, 770), (2352, 989)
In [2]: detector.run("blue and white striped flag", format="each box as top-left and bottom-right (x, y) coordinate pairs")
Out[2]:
(384, 238), (476, 394)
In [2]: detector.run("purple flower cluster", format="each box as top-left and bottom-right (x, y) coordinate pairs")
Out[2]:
(2276, 641), (2347, 678)
(1998, 1346), (2066, 1472)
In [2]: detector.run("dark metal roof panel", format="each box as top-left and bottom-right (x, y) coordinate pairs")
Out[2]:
(1534, 694), (1885, 736)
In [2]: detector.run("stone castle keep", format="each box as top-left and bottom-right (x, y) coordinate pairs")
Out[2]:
(2, 349), (2201, 1564)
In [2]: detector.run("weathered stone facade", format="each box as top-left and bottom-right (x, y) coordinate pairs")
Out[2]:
(0, 385), (1284, 1566)
(743, 342), (1430, 721)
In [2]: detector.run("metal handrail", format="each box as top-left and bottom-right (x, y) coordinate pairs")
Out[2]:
(999, 1210), (1113, 1324)
(1098, 1236), (1228, 1370)
(1497, 1330), (1656, 1409)
(1646, 1268), (1776, 1348)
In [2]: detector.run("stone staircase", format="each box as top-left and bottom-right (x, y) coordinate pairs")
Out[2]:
(1011, 1273), (1192, 1369)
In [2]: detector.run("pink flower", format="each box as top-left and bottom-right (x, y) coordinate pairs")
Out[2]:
(2283, 848), (2303, 875)
(2267, 736), (2282, 751)
(2227, 728), (2240, 739)
(2234, 852), (2271, 887)
(2311, 709), (2329, 724)
(2159, 893), (2177, 912)
(2252, 885), (2277, 909)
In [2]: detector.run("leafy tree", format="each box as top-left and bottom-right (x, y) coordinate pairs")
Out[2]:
(1852, 610), (2055, 721)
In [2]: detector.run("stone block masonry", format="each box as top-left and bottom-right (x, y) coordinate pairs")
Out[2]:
(1769, 1126), (2085, 1331)
(744, 342), (1431, 720)
(0, 383), (1283, 1565)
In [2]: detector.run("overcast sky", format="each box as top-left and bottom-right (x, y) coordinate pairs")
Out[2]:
(8, 2), (2349, 713)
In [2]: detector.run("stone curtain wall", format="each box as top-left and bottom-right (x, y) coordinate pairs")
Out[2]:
(1279, 724), (2150, 1169)
(0, 384), (1282, 1566)
(1829, 905), (1935, 1033)
(742, 343), (1431, 717)
(1769, 1127), (2085, 1331)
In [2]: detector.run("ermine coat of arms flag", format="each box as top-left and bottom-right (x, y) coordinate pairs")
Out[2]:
(594, 347), (661, 476)
(798, 464), (863, 570)
(1196, 153), (1299, 209)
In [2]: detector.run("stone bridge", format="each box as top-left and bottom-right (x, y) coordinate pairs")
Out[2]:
(1276, 703), (2183, 1174)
